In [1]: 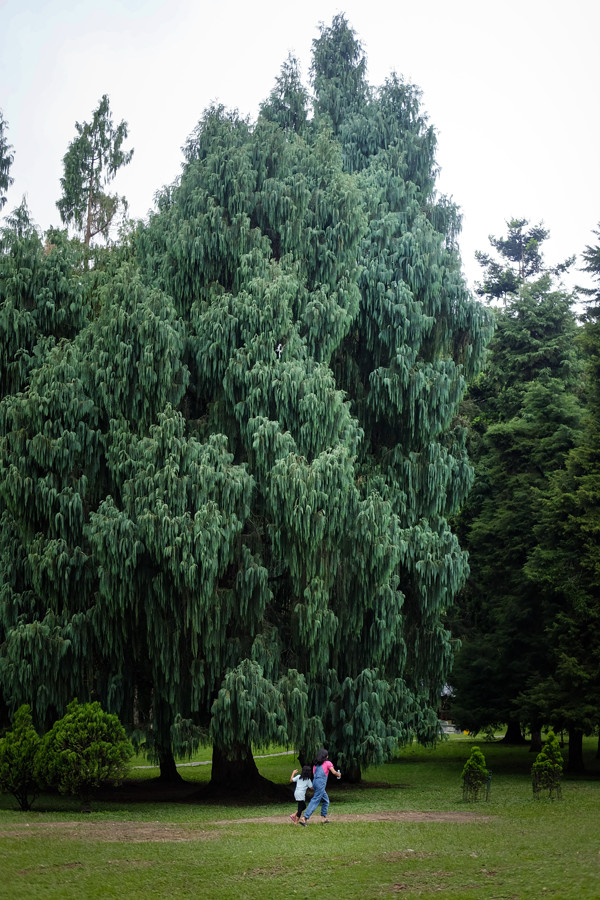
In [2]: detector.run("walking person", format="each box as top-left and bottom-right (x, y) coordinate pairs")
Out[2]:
(289, 764), (313, 824)
(299, 748), (341, 825)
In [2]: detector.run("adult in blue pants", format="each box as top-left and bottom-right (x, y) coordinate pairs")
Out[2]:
(299, 749), (341, 825)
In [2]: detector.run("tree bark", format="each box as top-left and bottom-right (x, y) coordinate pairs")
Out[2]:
(566, 728), (585, 773)
(210, 742), (263, 789)
(529, 726), (543, 753)
(157, 744), (183, 782)
(500, 719), (526, 744)
(343, 762), (362, 784)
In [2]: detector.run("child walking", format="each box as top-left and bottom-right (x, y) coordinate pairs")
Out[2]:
(289, 764), (313, 824)
(299, 748), (341, 825)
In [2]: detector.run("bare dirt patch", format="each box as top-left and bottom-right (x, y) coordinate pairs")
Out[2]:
(216, 810), (494, 826)
(0, 821), (219, 843)
(0, 809), (492, 843)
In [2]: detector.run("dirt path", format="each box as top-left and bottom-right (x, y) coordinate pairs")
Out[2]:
(0, 810), (493, 843)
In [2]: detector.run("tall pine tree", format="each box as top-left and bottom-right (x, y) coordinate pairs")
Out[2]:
(450, 224), (583, 745)
(0, 16), (491, 786)
(520, 227), (600, 770)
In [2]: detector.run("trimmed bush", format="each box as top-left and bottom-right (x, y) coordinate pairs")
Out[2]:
(0, 704), (42, 811)
(461, 745), (489, 802)
(36, 699), (134, 811)
(532, 731), (563, 799)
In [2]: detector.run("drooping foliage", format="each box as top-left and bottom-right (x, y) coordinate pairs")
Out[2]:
(0, 16), (491, 785)
(0, 206), (89, 400)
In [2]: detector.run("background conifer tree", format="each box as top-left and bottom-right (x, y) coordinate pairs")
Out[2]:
(56, 95), (133, 247)
(519, 226), (600, 771)
(450, 222), (584, 746)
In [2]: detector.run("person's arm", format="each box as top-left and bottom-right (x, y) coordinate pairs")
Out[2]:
(290, 769), (298, 783)
(324, 760), (341, 779)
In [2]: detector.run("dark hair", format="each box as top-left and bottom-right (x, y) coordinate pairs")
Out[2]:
(300, 764), (313, 780)
(314, 748), (329, 766)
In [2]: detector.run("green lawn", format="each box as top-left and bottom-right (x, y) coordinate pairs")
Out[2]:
(2, 735), (599, 899)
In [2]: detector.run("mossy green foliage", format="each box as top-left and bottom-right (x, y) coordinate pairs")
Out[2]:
(461, 744), (489, 802)
(532, 730), (563, 799)
(35, 699), (133, 809)
(0, 704), (41, 810)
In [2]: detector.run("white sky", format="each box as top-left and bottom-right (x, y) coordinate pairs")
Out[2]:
(2, 0), (599, 294)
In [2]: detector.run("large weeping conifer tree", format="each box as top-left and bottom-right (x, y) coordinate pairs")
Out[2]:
(0, 16), (491, 786)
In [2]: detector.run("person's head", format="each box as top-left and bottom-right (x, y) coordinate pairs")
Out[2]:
(300, 764), (313, 780)
(314, 748), (329, 766)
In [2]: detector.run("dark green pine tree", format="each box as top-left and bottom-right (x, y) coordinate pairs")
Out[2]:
(0, 17), (491, 787)
(475, 217), (574, 301)
(450, 226), (584, 744)
(520, 226), (600, 771)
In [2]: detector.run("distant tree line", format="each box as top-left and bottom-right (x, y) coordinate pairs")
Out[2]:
(450, 219), (600, 772)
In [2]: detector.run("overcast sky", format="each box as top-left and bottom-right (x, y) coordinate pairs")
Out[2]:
(2, 0), (599, 294)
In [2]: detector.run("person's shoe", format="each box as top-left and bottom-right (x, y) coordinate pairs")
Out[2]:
(299, 817), (307, 826)
(321, 817), (329, 824)
(290, 813), (298, 823)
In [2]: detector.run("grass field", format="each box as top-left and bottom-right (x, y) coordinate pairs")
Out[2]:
(1, 734), (599, 899)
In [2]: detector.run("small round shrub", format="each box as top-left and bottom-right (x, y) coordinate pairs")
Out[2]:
(36, 699), (134, 811)
(532, 731), (563, 799)
(461, 745), (489, 802)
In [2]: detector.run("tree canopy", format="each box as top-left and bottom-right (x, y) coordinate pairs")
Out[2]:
(475, 217), (574, 301)
(56, 95), (133, 246)
(0, 16), (492, 786)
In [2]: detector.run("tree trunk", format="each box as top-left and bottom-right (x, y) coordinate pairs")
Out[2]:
(157, 744), (183, 783)
(210, 742), (263, 789)
(529, 726), (543, 753)
(501, 719), (526, 744)
(343, 762), (362, 784)
(153, 694), (183, 783)
(566, 728), (585, 773)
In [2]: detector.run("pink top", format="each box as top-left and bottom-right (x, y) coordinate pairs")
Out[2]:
(313, 760), (335, 777)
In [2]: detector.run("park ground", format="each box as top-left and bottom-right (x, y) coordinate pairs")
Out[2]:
(2, 735), (599, 899)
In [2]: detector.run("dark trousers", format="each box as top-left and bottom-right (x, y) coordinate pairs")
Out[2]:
(296, 799), (307, 817)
